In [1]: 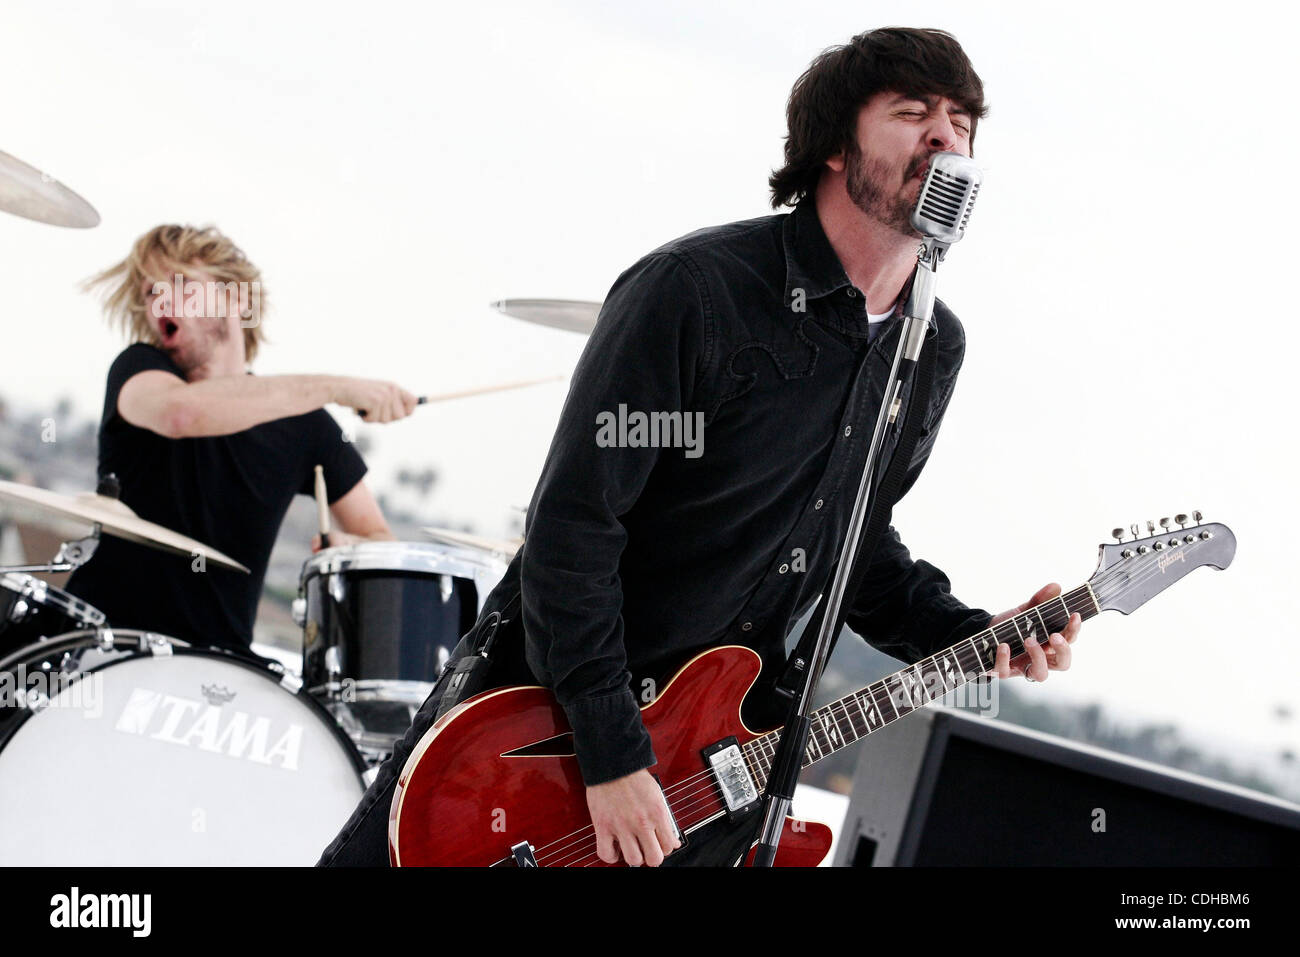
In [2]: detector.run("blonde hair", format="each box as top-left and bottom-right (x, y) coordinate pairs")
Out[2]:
(86, 224), (268, 362)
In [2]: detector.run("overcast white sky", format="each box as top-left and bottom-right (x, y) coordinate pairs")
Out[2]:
(3, 1), (1298, 772)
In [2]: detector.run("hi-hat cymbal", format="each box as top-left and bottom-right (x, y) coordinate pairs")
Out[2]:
(422, 526), (522, 558)
(0, 149), (100, 228)
(490, 299), (601, 335)
(0, 480), (249, 573)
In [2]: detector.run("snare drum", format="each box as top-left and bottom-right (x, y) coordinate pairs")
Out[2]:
(0, 572), (105, 657)
(0, 629), (365, 865)
(294, 541), (506, 760)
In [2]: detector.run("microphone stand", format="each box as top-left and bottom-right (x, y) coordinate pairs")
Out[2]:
(749, 235), (949, 867)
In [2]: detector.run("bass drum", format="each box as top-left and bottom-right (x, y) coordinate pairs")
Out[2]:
(0, 629), (365, 866)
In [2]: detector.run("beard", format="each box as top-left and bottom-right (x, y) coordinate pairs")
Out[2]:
(845, 144), (927, 238)
(167, 316), (231, 374)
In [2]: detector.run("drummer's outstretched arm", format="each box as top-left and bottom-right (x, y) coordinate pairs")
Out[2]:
(118, 369), (418, 438)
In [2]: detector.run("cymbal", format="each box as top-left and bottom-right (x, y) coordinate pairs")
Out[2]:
(0, 480), (249, 573)
(422, 526), (522, 558)
(0, 150), (100, 228)
(490, 299), (601, 335)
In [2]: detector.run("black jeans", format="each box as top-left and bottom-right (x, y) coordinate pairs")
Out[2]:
(317, 636), (467, 866)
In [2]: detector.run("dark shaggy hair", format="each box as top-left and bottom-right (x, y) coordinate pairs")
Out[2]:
(770, 27), (989, 208)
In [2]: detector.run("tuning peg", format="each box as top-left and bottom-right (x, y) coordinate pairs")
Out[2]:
(1159, 517), (1171, 532)
(1131, 523), (1140, 539)
(1193, 510), (1203, 524)
(1112, 528), (1126, 543)
(1175, 513), (1188, 529)
(1147, 520), (1156, 536)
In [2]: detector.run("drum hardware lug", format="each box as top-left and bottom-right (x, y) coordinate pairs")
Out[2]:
(20, 688), (50, 713)
(324, 646), (343, 682)
(279, 672), (304, 694)
(439, 574), (453, 603)
(328, 574), (347, 604)
(290, 597), (307, 627)
(96, 626), (116, 653)
(8, 598), (29, 622)
(510, 841), (539, 867)
(143, 633), (173, 656)
(57, 651), (82, 676)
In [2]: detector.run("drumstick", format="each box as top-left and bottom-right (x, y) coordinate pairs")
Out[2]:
(314, 465), (331, 549)
(356, 375), (563, 419)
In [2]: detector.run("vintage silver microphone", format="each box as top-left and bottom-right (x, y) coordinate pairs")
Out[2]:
(901, 152), (983, 358)
(751, 150), (984, 867)
(913, 151), (982, 246)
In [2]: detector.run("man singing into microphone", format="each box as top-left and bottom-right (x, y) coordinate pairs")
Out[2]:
(66, 224), (418, 656)
(322, 25), (1083, 867)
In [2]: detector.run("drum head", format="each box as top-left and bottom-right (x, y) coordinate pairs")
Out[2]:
(0, 640), (364, 865)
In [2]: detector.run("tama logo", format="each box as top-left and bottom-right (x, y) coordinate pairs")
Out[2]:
(1157, 549), (1187, 574)
(114, 687), (304, 770)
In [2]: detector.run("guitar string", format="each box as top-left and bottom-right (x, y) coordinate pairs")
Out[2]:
(534, 581), (1111, 865)
(528, 542), (1198, 866)
(521, 538), (1211, 865)
(535, 573), (1142, 865)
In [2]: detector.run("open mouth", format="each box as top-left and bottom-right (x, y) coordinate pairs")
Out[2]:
(160, 318), (179, 344)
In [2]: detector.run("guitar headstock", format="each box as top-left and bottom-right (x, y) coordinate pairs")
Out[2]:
(1089, 512), (1236, 615)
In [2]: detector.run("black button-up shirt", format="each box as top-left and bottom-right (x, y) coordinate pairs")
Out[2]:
(513, 199), (991, 785)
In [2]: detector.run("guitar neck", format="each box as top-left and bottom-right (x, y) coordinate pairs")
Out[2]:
(741, 584), (1102, 784)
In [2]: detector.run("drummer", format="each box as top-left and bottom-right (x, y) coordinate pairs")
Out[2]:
(65, 224), (417, 656)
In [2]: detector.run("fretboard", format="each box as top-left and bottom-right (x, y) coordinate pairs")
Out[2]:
(741, 584), (1101, 787)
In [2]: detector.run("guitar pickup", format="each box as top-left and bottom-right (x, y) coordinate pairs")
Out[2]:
(702, 737), (760, 821)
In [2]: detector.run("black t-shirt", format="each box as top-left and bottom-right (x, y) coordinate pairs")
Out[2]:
(66, 344), (367, 652)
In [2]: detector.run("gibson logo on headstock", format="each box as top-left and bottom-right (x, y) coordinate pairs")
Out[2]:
(1157, 549), (1187, 574)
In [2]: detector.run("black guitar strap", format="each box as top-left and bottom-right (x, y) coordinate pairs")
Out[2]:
(774, 336), (938, 698)
(435, 589), (522, 719)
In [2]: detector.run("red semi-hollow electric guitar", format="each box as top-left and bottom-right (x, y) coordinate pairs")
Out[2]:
(390, 517), (1235, 866)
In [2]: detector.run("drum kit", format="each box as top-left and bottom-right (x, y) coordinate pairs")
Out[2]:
(0, 144), (584, 865)
(0, 479), (511, 865)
